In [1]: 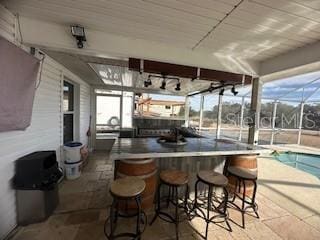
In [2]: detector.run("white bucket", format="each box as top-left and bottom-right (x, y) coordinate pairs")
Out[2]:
(64, 160), (82, 180)
(64, 142), (83, 163)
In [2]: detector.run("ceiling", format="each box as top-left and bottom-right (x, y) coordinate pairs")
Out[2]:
(44, 50), (128, 85)
(44, 49), (214, 95)
(2, 0), (320, 63)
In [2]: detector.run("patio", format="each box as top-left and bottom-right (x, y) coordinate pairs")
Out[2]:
(1, 1), (320, 239)
(10, 151), (320, 240)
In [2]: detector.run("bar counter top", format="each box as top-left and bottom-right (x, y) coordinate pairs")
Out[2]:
(110, 137), (269, 160)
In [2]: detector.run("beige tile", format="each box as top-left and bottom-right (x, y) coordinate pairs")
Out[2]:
(46, 214), (69, 228)
(304, 215), (320, 231)
(11, 229), (42, 240)
(95, 164), (112, 172)
(98, 208), (108, 221)
(81, 172), (101, 181)
(59, 178), (88, 194)
(65, 210), (100, 225)
(85, 180), (108, 192)
(245, 221), (282, 240)
(205, 228), (234, 240)
(257, 158), (320, 219)
(88, 189), (112, 209)
(264, 215), (320, 240)
(227, 206), (259, 227)
(100, 170), (114, 180)
(36, 225), (79, 240)
(55, 192), (93, 213)
(142, 218), (171, 240)
(74, 221), (106, 240)
(228, 224), (252, 240)
(14, 225), (79, 240)
(20, 220), (48, 232)
(255, 194), (290, 220)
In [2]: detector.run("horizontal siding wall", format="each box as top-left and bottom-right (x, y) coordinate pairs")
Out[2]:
(80, 84), (91, 145)
(0, 5), (91, 239)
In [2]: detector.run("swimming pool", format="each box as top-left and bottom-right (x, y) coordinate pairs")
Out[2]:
(273, 152), (320, 178)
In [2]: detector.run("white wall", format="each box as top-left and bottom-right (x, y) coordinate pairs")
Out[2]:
(0, 5), (91, 239)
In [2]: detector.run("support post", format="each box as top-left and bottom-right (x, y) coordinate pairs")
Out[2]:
(297, 102), (304, 145)
(185, 96), (190, 127)
(216, 94), (223, 139)
(270, 101), (278, 145)
(238, 97), (245, 141)
(199, 95), (204, 130)
(248, 78), (262, 145)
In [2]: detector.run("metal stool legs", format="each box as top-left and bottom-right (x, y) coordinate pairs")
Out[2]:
(191, 180), (231, 240)
(150, 182), (188, 240)
(104, 195), (146, 240)
(229, 178), (259, 228)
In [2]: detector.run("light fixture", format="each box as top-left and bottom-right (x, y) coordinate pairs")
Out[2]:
(144, 75), (152, 87)
(160, 79), (166, 90)
(71, 25), (86, 48)
(175, 81), (181, 91)
(219, 88), (225, 96)
(231, 85), (238, 96)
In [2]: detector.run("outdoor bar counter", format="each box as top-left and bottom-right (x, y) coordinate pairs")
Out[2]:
(110, 137), (269, 209)
(110, 137), (265, 160)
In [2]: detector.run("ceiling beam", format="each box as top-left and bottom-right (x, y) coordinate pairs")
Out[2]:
(260, 40), (320, 79)
(129, 58), (252, 84)
(18, 16), (259, 76)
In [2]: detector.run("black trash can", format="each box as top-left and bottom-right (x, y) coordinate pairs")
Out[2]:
(13, 151), (62, 225)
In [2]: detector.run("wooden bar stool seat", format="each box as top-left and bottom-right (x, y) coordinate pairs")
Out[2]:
(110, 176), (145, 198)
(104, 177), (147, 240)
(228, 167), (257, 180)
(160, 169), (188, 186)
(151, 169), (189, 240)
(197, 170), (228, 187)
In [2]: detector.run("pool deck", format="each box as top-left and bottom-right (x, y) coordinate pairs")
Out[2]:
(9, 151), (320, 240)
(261, 144), (320, 156)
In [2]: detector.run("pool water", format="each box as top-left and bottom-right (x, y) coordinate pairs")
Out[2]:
(273, 152), (320, 178)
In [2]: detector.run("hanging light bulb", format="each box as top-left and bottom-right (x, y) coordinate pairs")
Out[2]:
(231, 85), (238, 96)
(160, 79), (166, 90)
(175, 81), (181, 91)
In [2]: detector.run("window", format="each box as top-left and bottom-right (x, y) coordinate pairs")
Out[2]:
(165, 105), (171, 109)
(63, 81), (74, 143)
(95, 91), (133, 133)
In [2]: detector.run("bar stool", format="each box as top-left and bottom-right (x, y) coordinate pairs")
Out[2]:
(150, 169), (189, 240)
(227, 166), (259, 228)
(191, 170), (231, 240)
(104, 176), (147, 240)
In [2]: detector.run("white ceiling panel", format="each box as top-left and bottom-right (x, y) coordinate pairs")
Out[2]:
(252, 0), (320, 20)
(2, 0), (320, 65)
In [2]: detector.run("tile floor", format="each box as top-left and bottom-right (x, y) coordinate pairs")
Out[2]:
(10, 151), (320, 240)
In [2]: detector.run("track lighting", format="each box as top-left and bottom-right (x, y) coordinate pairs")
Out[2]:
(231, 85), (238, 96)
(144, 76), (152, 87)
(160, 79), (166, 90)
(175, 81), (181, 91)
(219, 88), (225, 96)
(145, 74), (180, 91)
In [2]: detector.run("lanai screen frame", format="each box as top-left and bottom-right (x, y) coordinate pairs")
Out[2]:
(187, 71), (320, 146)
